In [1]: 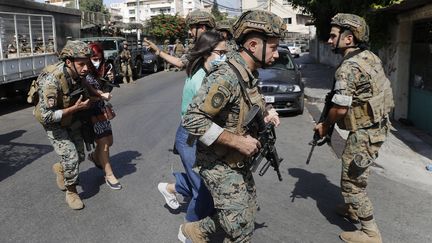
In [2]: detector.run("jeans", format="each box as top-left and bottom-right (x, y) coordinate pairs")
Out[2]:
(173, 124), (214, 222)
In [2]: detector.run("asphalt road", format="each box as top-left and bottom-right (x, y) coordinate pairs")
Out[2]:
(1, 70), (431, 242)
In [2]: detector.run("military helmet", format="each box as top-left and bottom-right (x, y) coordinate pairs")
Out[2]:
(331, 13), (369, 43)
(59, 40), (92, 60)
(123, 40), (128, 45)
(185, 10), (216, 29)
(164, 39), (169, 44)
(232, 10), (286, 44)
(216, 20), (232, 34)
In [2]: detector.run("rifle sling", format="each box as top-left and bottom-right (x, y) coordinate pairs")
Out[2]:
(226, 60), (253, 109)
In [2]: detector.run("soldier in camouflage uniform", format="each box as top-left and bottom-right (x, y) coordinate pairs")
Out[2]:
(142, 9), (215, 70)
(178, 10), (284, 242)
(314, 13), (394, 243)
(215, 19), (237, 53)
(33, 40), (92, 210)
(162, 39), (170, 71)
(120, 41), (133, 84)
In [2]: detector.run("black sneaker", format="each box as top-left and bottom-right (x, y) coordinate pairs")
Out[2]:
(105, 178), (122, 190)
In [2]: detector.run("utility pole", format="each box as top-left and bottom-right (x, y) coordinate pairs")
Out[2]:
(136, 0), (141, 46)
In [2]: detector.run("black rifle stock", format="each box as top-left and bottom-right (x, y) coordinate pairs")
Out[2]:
(244, 105), (283, 181)
(306, 91), (335, 164)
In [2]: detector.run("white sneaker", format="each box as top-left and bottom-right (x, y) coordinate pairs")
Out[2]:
(157, 182), (179, 209)
(178, 225), (186, 243)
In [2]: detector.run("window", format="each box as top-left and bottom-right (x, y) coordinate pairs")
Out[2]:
(129, 17), (136, 22)
(284, 18), (292, 24)
(129, 9), (135, 15)
(282, 0), (289, 5)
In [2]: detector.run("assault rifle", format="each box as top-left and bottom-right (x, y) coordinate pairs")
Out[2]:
(244, 105), (283, 181)
(305, 91), (335, 164)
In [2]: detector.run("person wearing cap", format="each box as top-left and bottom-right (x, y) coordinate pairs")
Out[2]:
(120, 41), (133, 83)
(33, 40), (92, 210)
(143, 9), (215, 69)
(314, 13), (394, 243)
(178, 10), (283, 242)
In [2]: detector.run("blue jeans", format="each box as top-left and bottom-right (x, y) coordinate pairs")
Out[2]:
(173, 124), (214, 222)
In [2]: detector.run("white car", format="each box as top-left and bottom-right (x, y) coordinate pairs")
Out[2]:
(286, 43), (301, 57)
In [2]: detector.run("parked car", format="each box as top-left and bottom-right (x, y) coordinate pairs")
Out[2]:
(140, 47), (164, 73)
(283, 43), (302, 58)
(258, 48), (304, 114)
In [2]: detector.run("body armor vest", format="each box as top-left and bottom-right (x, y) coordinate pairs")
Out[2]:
(338, 50), (394, 131)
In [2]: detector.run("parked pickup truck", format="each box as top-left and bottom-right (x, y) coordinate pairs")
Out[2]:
(78, 36), (145, 82)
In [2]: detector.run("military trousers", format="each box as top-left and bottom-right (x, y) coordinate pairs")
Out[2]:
(121, 63), (132, 83)
(340, 125), (387, 218)
(45, 122), (85, 186)
(195, 160), (257, 242)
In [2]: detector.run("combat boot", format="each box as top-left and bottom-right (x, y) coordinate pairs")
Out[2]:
(336, 203), (359, 223)
(65, 185), (84, 210)
(178, 222), (207, 243)
(52, 162), (66, 191)
(340, 219), (382, 243)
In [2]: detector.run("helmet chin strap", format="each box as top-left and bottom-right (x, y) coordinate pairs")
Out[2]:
(240, 38), (268, 68)
(333, 28), (360, 54)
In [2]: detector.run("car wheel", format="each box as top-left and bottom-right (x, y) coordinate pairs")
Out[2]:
(152, 63), (158, 73)
(135, 60), (143, 79)
(297, 94), (305, 115)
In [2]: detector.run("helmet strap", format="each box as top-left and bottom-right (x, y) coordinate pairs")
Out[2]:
(334, 28), (360, 54)
(239, 37), (268, 68)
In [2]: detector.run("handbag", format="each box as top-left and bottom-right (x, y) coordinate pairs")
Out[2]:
(103, 102), (116, 120)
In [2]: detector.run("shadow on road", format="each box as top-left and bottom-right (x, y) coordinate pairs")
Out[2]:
(79, 150), (141, 199)
(288, 168), (357, 231)
(0, 130), (53, 182)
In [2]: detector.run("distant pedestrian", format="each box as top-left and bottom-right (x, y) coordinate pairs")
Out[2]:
(314, 13), (394, 243)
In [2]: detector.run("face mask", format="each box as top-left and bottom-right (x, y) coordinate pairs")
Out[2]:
(210, 54), (227, 67)
(91, 60), (101, 69)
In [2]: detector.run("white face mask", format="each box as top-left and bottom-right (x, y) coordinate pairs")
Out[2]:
(210, 54), (227, 67)
(91, 60), (101, 69)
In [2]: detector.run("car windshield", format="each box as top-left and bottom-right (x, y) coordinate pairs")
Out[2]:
(269, 51), (295, 70)
(100, 40), (117, 51)
(287, 43), (294, 47)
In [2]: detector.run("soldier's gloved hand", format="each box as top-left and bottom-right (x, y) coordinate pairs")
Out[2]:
(143, 38), (160, 54)
(74, 95), (91, 111)
(264, 108), (280, 127)
(237, 135), (261, 157)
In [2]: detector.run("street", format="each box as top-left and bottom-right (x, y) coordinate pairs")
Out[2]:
(1, 69), (431, 243)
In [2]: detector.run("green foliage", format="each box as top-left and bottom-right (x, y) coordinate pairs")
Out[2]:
(79, 0), (104, 12)
(211, 0), (225, 21)
(146, 14), (187, 44)
(288, 0), (400, 49)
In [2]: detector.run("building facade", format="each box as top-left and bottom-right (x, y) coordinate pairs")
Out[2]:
(241, 0), (314, 40)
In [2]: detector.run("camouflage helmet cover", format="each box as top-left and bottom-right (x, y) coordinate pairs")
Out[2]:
(232, 10), (287, 43)
(164, 39), (169, 44)
(331, 13), (369, 43)
(216, 20), (233, 34)
(185, 10), (216, 28)
(59, 40), (92, 60)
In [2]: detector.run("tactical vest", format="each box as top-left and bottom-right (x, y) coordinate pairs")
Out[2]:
(31, 62), (75, 127)
(212, 59), (266, 168)
(337, 51), (394, 131)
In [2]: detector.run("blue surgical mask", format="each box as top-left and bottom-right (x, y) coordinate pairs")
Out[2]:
(210, 54), (227, 67)
(91, 60), (101, 69)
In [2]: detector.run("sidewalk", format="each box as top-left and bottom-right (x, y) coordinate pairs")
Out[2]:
(299, 53), (432, 194)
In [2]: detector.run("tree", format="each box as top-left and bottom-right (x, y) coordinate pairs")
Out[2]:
(79, 0), (104, 13)
(288, 0), (402, 49)
(146, 14), (187, 43)
(211, 0), (224, 21)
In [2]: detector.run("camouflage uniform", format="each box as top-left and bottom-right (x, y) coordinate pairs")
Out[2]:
(34, 41), (92, 187)
(334, 49), (393, 218)
(174, 39), (185, 58)
(328, 13), (394, 243)
(182, 50), (263, 243)
(120, 42), (133, 83)
(162, 39), (170, 71)
(182, 10), (285, 242)
(215, 20), (238, 54)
